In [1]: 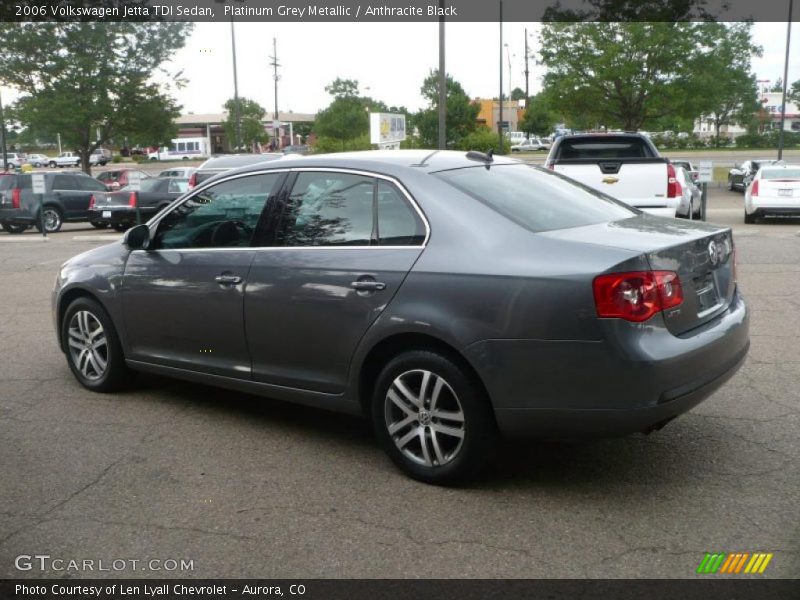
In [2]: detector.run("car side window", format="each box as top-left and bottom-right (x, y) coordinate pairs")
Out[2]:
(152, 173), (281, 250)
(76, 176), (107, 192)
(168, 179), (189, 194)
(376, 181), (426, 246)
(52, 175), (76, 190)
(277, 172), (375, 247)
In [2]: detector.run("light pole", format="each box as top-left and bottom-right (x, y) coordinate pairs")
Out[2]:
(230, 18), (241, 151)
(524, 28), (530, 100)
(777, 0), (793, 161)
(0, 86), (8, 171)
(504, 43), (514, 101)
(269, 37), (281, 150)
(498, 1), (503, 154)
(438, 0), (446, 150)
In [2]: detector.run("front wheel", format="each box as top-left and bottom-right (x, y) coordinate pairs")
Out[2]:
(371, 350), (497, 485)
(48, 161), (57, 168)
(62, 297), (132, 392)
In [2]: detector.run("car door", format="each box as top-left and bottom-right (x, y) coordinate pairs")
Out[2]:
(50, 174), (91, 220)
(121, 171), (285, 378)
(244, 169), (428, 393)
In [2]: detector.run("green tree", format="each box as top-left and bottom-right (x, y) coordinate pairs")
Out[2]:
(789, 80), (800, 105)
(520, 95), (556, 137)
(539, 22), (760, 133)
(770, 78), (784, 93)
(0, 22), (191, 173)
(414, 69), (480, 148)
(314, 78), (370, 151)
(691, 23), (761, 146)
(510, 87), (526, 101)
(223, 97), (268, 150)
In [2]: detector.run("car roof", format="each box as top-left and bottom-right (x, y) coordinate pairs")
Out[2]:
(199, 154), (284, 170)
(224, 150), (520, 178)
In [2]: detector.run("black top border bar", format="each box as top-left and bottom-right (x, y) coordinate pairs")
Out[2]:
(2, 0), (797, 23)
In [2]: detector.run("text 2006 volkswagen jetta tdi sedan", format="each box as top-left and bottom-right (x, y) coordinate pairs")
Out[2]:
(53, 150), (749, 484)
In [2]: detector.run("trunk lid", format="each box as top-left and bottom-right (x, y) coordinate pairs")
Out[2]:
(541, 215), (736, 335)
(553, 160), (670, 209)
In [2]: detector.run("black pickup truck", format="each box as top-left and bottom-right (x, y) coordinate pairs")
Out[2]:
(87, 177), (189, 232)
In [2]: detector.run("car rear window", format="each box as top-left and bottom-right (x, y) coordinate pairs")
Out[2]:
(557, 137), (655, 159)
(761, 169), (800, 180)
(0, 175), (15, 191)
(435, 164), (636, 233)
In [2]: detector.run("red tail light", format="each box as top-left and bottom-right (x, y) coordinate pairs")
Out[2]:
(750, 179), (759, 196)
(593, 270), (683, 322)
(667, 164), (680, 198)
(188, 173), (197, 189)
(128, 192), (137, 207)
(11, 188), (21, 209)
(88, 194), (96, 210)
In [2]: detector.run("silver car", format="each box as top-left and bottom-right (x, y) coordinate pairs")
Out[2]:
(52, 151), (749, 484)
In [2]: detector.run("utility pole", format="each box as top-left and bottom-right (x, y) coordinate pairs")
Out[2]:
(524, 27), (530, 100)
(230, 19), (241, 151)
(0, 86), (8, 171)
(438, 0), (446, 150)
(269, 38), (281, 150)
(498, 1), (503, 154)
(777, 0), (793, 161)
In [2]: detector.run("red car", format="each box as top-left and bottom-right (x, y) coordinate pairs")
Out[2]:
(96, 168), (151, 191)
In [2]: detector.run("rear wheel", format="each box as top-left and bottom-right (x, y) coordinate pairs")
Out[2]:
(112, 223), (129, 233)
(48, 161), (57, 168)
(90, 221), (109, 229)
(62, 297), (131, 392)
(371, 350), (497, 485)
(35, 206), (63, 233)
(2, 222), (29, 234)
(744, 210), (756, 224)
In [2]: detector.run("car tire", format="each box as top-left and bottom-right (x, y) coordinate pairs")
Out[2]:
(112, 223), (129, 233)
(371, 350), (498, 485)
(62, 297), (132, 392)
(90, 221), (109, 229)
(744, 210), (756, 224)
(2, 222), (29, 234)
(35, 206), (63, 233)
(48, 161), (57, 168)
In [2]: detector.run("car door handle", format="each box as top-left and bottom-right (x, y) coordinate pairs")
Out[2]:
(351, 280), (386, 291)
(215, 274), (242, 285)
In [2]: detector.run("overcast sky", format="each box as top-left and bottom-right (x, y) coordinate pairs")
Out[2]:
(4, 21), (799, 116)
(161, 21), (800, 116)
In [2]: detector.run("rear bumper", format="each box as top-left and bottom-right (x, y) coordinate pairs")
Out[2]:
(638, 206), (678, 218)
(467, 290), (749, 439)
(88, 207), (153, 226)
(0, 207), (35, 224)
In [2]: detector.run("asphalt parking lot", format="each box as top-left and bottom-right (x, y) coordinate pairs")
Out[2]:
(0, 186), (798, 579)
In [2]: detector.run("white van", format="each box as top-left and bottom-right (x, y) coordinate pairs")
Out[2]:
(148, 137), (208, 161)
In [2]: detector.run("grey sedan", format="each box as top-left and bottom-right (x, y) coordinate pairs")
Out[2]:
(52, 150), (749, 484)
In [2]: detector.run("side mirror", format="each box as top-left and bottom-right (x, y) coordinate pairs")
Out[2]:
(124, 224), (151, 250)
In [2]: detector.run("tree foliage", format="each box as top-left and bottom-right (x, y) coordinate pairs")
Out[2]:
(414, 69), (480, 148)
(223, 97), (268, 150)
(0, 22), (192, 173)
(789, 80), (800, 105)
(314, 78), (370, 151)
(510, 87), (526, 101)
(520, 94), (556, 137)
(539, 22), (761, 133)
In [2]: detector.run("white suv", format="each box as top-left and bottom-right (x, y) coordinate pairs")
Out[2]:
(3, 153), (27, 169)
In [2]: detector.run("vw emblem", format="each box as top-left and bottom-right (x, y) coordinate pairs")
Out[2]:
(708, 241), (720, 266)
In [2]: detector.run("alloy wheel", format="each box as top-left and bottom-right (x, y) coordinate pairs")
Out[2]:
(67, 310), (108, 381)
(42, 208), (61, 232)
(384, 369), (465, 467)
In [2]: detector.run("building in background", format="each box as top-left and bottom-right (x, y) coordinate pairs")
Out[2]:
(175, 111), (315, 153)
(475, 99), (525, 133)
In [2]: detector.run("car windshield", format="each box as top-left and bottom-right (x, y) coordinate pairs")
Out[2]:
(761, 169), (800, 180)
(435, 164), (636, 233)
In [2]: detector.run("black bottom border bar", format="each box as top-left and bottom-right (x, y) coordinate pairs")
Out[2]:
(2, 579), (799, 600)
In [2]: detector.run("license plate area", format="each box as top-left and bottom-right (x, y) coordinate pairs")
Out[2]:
(778, 188), (793, 197)
(694, 272), (720, 314)
(102, 210), (111, 218)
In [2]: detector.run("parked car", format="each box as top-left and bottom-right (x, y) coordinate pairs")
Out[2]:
(282, 145), (310, 155)
(3, 153), (27, 169)
(49, 152), (81, 168)
(158, 167), (196, 179)
(674, 166), (703, 220)
(91, 148), (112, 166)
(96, 168), (151, 191)
(25, 154), (51, 168)
(188, 153), (282, 189)
(728, 160), (783, 192)
(88, 177), (189, 232)
(743, 163), (800, 223)
(671, 159), (699, 183)
(52, 150), (748, 484)
(511, 138), (550, 152)
(0, 170), (111, 233)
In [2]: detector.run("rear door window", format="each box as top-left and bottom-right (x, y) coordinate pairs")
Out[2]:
(52, 175), (78, 190)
